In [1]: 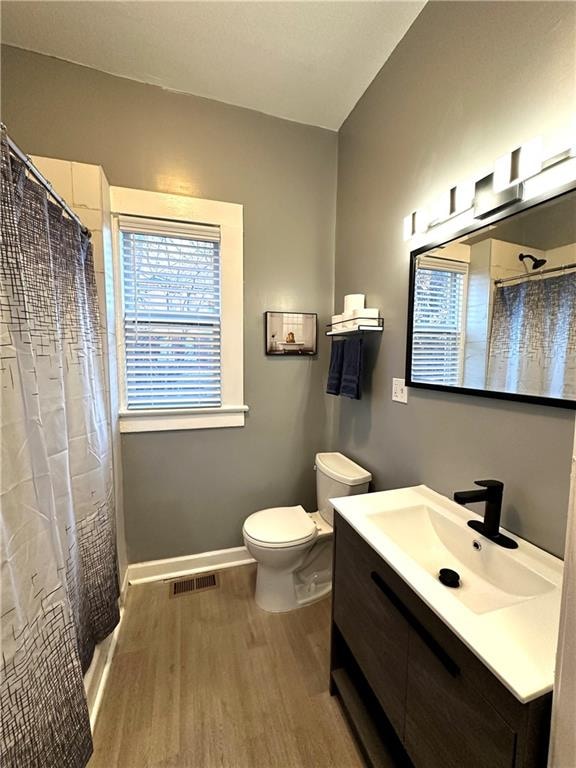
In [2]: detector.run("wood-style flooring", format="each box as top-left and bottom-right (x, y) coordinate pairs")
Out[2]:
(89, 564), (364, 768)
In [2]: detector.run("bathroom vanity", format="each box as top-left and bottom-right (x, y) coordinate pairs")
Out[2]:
(329, 486), (563, 768)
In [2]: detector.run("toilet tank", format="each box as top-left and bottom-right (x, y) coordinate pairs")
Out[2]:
(315, 452), (371, 526)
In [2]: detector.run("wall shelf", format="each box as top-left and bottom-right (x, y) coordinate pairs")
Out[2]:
(326, 318), (384, 337)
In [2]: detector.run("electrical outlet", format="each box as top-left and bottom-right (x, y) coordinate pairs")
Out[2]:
(392, 378), (408, 403)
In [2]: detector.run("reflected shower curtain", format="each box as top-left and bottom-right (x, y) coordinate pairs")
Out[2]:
(0, 130), (119, 767)
(487, 274), (576, 398)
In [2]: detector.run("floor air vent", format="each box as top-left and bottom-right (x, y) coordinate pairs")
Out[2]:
(169, 572), (219, 598)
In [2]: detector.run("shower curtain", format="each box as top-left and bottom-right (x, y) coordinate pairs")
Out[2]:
(487, 274), (576, 398)
(0, 130), (119, 767)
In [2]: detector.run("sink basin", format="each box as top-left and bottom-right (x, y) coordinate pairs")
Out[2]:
(367, 504), (555, 614)
(330, 484), (563, 703)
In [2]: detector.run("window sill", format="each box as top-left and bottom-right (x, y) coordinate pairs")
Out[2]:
(119, 405), (249, 433)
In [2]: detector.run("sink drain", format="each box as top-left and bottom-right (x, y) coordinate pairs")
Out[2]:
(439, 568), (461, 588)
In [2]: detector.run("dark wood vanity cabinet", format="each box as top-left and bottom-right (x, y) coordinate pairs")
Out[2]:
(330, 514), (552, 768)
(404, 630), (516, 768)
(332, 513), (410, 736)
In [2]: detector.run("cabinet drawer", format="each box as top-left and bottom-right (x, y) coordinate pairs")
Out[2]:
(405, 629), (517, 768)
(333, 517), (410, 736)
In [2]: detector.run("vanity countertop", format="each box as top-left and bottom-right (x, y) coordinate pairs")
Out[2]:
(330, 485), (564, 704)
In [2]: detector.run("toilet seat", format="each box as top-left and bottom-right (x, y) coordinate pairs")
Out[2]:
(243, 505), (317, 548)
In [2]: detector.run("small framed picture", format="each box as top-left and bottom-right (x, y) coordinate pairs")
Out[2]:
(265, 311), (318, 356)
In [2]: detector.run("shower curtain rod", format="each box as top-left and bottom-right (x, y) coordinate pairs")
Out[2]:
(495, 261), (576, 285)
(1, 123), (90, 235)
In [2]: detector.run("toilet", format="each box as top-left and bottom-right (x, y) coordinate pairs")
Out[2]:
(243, 452), (371, 612)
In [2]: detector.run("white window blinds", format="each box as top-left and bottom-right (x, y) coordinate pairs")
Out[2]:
(120, 220), (221, 410)
(412, 257), (468, 386)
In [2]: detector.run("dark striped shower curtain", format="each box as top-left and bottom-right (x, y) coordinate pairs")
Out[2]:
(0, 128), (119, 767)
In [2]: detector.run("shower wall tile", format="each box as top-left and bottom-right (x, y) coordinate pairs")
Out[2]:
(72, 161), (103, 210)
(76, 208), (103, 236)
(107, 340), (119, 380)
(95, 271), (107, 323)
(546, 243), (576, 266)
(490, 239), (545, 281)
(31, 155), (73, 203)
(30, 155), (103, 234)
(90, 230), (105, 273)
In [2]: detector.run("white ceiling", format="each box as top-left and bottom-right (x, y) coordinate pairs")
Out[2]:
(1, 1), (424, 130)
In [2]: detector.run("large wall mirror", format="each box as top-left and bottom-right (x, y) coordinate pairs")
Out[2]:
(406, 185), (576, 408)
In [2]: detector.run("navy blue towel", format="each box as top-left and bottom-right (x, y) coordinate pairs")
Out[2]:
(340, 337), (363, 399)
(326, 339), (346, 395)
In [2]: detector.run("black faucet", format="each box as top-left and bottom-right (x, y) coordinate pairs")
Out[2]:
(453, 480), (518, 549)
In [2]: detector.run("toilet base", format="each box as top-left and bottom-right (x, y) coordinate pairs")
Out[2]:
(255, 563), (331, 613)
(254, 538), (333, 613)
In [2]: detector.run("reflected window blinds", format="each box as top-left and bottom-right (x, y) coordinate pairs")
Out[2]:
(412, 257), (468, 386)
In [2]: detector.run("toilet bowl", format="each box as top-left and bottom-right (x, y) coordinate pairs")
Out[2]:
(243, 452), (371, 612)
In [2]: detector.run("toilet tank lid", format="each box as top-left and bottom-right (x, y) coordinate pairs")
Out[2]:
(315, 452), (372, 486)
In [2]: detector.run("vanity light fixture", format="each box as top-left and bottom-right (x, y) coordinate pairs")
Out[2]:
(429, 193), (450, 227)
(523, 155), (576, 202)
(403, 212), (416, 240)
(404, 130), (575, 242)
(493, 150), (518, 192)
(404, 184), (481, 243)
(455, 179), (476, 213)
(493, 138), (543, 192)
(520, 137), (545, 179)
(403, 208), (430, 239)
(473, 173), (522, 219)
(542, 130), (576, 168)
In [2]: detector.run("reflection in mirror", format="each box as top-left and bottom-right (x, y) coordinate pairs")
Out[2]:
(408, 188), (576, 404)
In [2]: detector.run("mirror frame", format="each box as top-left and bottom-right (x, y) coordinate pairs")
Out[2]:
(405, 179), (576, 410)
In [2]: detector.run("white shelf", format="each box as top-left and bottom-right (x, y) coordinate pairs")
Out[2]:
(326, 324), (383, 337)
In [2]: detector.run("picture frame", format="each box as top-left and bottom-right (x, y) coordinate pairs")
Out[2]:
(264, 311), (318, 356)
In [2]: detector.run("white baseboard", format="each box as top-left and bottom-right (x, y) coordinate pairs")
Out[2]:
(84, 569), (128, 729)
(126, 545), (256, 585)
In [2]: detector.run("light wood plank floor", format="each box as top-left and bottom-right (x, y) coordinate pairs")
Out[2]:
(90, 565), (364, 768)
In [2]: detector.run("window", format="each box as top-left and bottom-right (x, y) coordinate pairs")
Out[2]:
(120, 221), (221, 410)
(111, 187), (245, 432)
(411, 257), (468, 386)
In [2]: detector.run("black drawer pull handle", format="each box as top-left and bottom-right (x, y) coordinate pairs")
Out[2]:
(370, 571), (460, 678)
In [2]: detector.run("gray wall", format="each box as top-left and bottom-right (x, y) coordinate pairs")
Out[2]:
(334, 1), (576, 557)
(1, 46), (338, 562)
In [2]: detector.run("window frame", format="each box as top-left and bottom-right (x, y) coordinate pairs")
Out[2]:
(110, 186), (246, 433)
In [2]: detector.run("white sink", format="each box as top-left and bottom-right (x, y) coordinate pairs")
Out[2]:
(330, 485), (563, 703)
(368, 503), (555, 614)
